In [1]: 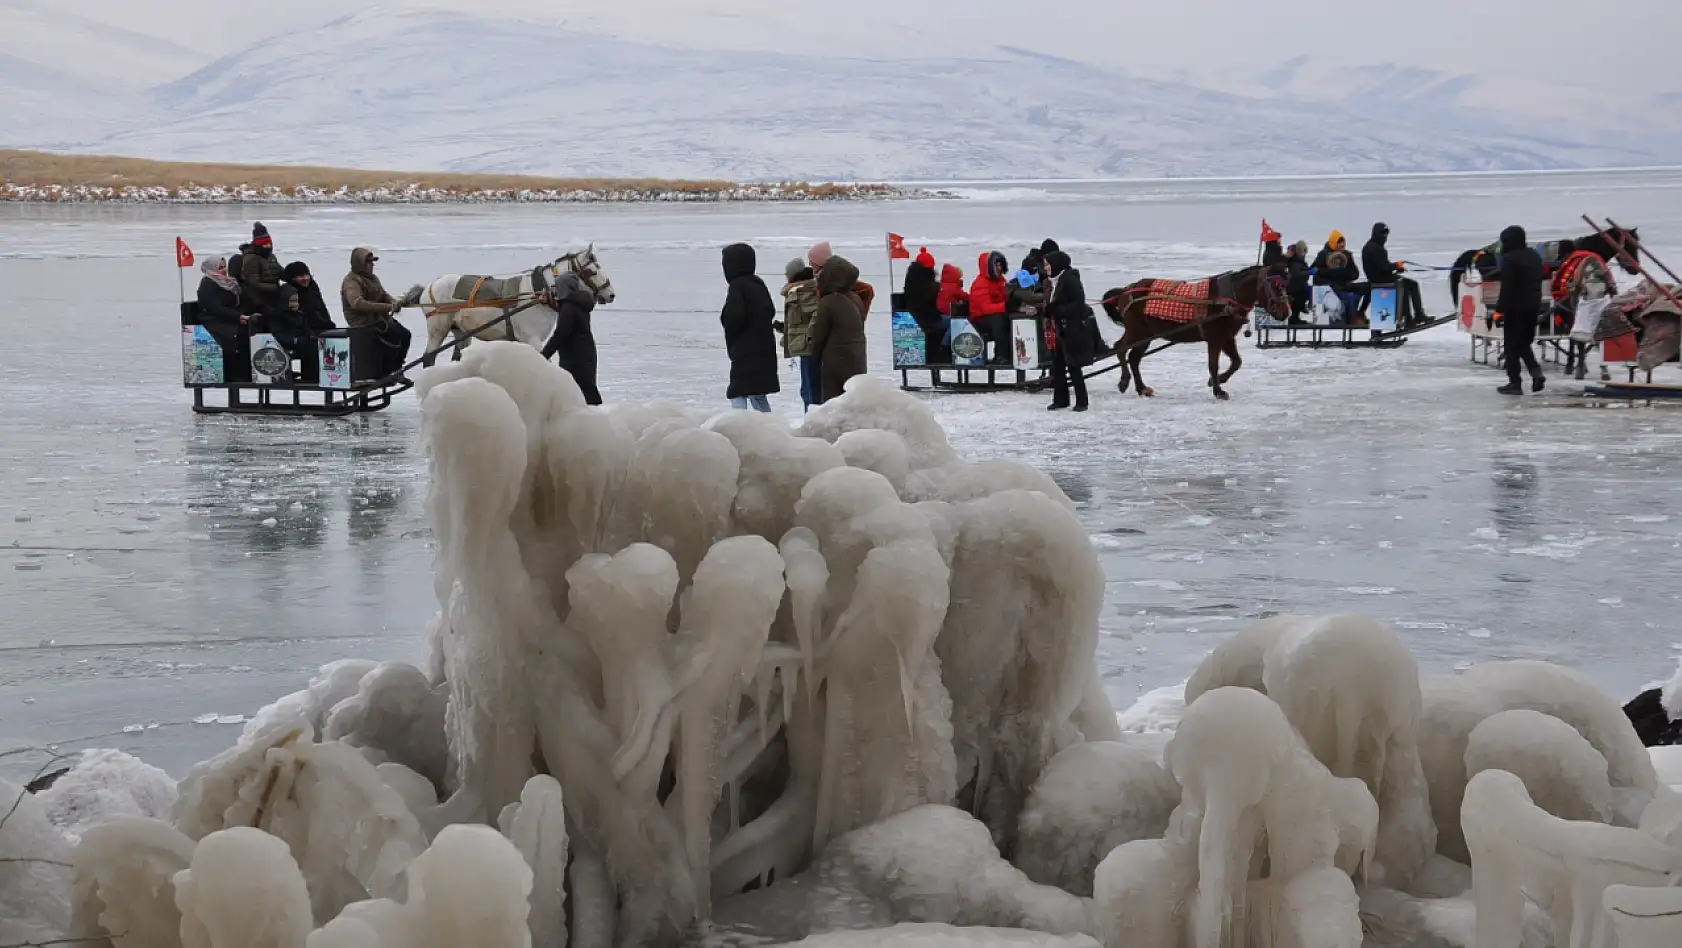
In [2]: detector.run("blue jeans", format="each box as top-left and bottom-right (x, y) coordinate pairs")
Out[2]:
(798, 355), (822, 410)
(730, 395), (772, 413)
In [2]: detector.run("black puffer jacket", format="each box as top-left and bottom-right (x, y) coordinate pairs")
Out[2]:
(902, 261), (941, 332)
(1045, 251), (1096, 369)
(720, 243), (780, 399)
(283, 277), (337, 335)
(1362, 224), (1402, 285)
(1495, 225), (1545, 319)
(241, 247), (284, 315)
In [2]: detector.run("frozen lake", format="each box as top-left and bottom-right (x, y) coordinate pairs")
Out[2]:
(3, 170), (1682, 776)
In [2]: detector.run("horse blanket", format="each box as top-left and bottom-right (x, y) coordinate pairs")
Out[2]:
(449, 274), (527, 305)
(1140, 279), (1211, 323)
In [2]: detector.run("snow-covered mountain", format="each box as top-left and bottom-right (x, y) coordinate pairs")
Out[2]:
(13, 7), (1677, 180)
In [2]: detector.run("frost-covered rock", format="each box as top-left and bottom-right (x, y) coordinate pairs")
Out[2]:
(1465, 710), (1614, 825)
(37, 748), (177, 841)
(175, 827), (314, 948)
(71, 816), (197, 948)
(324, 662), (450, 791)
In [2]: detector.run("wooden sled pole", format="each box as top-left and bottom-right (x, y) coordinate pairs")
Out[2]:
(1582, 215), (1682, 312)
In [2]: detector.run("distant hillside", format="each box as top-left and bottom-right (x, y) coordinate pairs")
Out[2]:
(6, 8), (1673, 180)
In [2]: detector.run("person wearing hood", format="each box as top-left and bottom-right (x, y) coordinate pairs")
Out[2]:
(241, 222), (285, 318)
(719, 243), (780, 412)
(969, 251), (1012, 365)
(341, 247), (411, 379)
(1262, 238), (1285, 269)
(1494, 224), (1546, 394)
(540, 269), (603, 405)
(1312, 229), (1363, 325)
(1283, 241), (1312, 321)
(810, 241), (874, 321)
(779, 258), (822, 411)
(1361, 223), (1426, 327)
(936, 263), (969, 316)
(196, 256), (248, 373)
(279, 263), (336, 336)
(1042, 250), (1092, 412)
(809, 255), (868, 401)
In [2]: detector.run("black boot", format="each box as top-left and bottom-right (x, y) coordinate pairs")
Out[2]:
(1072, 403), (1089, 413)
(1497, 381), (1523, 395)
(1531, 374), (1546, 393)
(1047, 400), (1069, 411)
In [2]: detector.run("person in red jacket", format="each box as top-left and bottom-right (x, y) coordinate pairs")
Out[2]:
(968, 250), (1012, 365)
(936, 263), (969, 316)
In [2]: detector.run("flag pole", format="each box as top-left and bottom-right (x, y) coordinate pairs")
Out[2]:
(885, 232), (897, 301)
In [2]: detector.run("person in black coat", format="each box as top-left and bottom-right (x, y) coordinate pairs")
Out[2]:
(1283, 241), (1312, 322)
(902, 247), (947, 363)
(1043, 250), (1091, 412)
(1495, 224), (1546, 394)
(720, 242), (780, 411)
(1361, 223), (1427, 326)
(196, 256), (249, 381)
(281, 262), (337, 337)
(540, 271), (602, 405)
(241, 222), (284, 317)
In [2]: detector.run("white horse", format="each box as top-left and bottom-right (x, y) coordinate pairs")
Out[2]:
(408, 245), (616, 368)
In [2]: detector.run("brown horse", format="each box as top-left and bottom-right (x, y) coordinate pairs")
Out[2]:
(1101, 266), (1289, 400)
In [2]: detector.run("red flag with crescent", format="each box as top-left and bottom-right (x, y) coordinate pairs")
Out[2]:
(176, 237), (195, 268)
(887, 232), (910, 260)
(1260, 220), (1281, 244)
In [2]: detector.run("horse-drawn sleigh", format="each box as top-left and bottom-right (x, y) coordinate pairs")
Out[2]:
(180, 246), (614, 417)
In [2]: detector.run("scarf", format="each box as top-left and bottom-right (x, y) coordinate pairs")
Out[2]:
(203, 256), (240, 294)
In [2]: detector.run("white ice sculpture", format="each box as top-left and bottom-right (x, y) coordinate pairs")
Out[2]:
(1462, 768), (1682, 948)
(38, 748), (178, 842)
(498, 776), (568, 948)
(1182, 615), (1433, 889)
(1465, 710), (1614, 825)
(798, 376), (961, 471)
(1, 778), (72, 945)
(308, 824), (534, 948)
(804, 805), (1092, 937)
(323, 662), (450, 792)
(1421, 660), (1658, 862)
(175, 827), (314, 948)
(1014, 740), (1180, 896)
(172, 718), (428, 924)
(788, 923), (1101, 947)
(1603, 883), (1682, 948)
(70, 816), (196, 948)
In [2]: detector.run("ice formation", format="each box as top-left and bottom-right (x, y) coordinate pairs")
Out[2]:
(19, 348), (1682, 948)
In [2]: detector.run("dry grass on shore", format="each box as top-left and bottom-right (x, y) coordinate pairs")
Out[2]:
(0, 149), (870, 197)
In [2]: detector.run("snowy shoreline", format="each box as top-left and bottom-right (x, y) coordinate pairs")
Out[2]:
(0, 182), (937, 205)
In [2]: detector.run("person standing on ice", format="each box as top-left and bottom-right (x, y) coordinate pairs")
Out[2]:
(1494, 224), (1546, 395)
(719, 243), (780, 412)
(809, 254), (869, 401)
(778, 257), (822, 410)
(811, 242), (874, 323)
(341, 248), (412, 380)
(539, 269), (603, 405)
(1042, 250), (1092, 412)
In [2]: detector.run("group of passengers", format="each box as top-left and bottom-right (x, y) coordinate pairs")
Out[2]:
(1262, 223), (1429, 329)
(899, 239), (1096, 410)
(194, 223), (414, 381)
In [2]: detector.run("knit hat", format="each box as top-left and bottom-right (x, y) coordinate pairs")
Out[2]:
(1040, 238), (1061, 255)
(915, 247), (936, 269)
(283, 261), (311, 280)
(1292, 240), (1309, 256)
(808, 241), (833, 268)
(252, 221), (273, 248)
(785, 257), (808, 282)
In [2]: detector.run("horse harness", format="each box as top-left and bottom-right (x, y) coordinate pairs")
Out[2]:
(1104, 271), (1253, 331)
(424, 265), (562, 342)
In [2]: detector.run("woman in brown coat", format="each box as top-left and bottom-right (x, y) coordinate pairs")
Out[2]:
(809, 255), (868, 401)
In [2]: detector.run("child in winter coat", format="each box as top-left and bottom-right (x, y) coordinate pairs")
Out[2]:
(936, 263), (969, 316)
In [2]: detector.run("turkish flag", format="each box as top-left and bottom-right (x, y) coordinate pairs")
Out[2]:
(176, 237), (195, 268)
(887, 232), (910, 260)
(1260, 219), (1281, 244)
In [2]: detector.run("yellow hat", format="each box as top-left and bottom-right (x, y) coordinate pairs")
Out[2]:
(1329, 229), (1345, 248)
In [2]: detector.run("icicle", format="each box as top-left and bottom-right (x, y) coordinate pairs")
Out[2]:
(756, 662), (775, 754)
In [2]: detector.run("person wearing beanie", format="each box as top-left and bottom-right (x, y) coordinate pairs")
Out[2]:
(1042, 250), (1092, 412)
(778, 257), (823, 410)
(241, 222), (285, 319)
(1494, 224), (1546, 395)
(280, 261), (337, 338)
(720, 242), (780, 412)
(900, 247), (946, 363)
(808, 241), (834, 270)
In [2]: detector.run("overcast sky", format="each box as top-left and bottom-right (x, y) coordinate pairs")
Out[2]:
(54, 0), (1682, 101)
